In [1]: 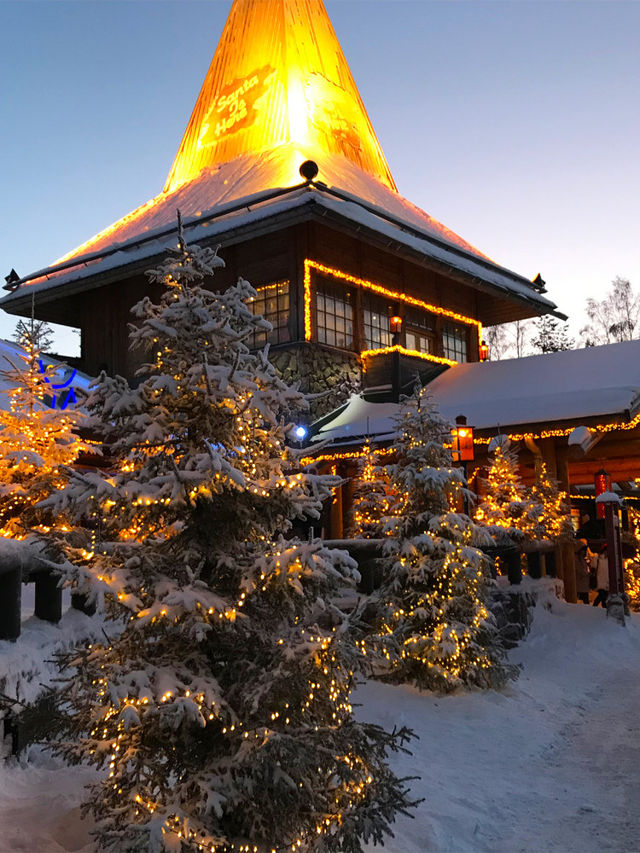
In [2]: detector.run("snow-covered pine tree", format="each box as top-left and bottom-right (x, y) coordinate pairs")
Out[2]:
(361, 387), (515, 692)
(0, 318), (84, 538)
(529, 460), (572, 541)
(474, 443), (540, 544)
(348, 442), (397, 539)
(48, 223), (414, 853)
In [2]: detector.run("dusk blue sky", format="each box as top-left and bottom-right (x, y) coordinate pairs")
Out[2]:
(1, 0), (639, 355)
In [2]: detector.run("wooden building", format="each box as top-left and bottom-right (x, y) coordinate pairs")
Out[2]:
(1, 0), (558, 416)
(310, 340), (640, 602)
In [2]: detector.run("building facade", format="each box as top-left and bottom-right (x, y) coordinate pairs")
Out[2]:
(1, 0), (558, 418)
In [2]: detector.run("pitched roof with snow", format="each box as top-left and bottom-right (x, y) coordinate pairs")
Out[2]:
(2, 0), (557, 322)
(313, 341), (640, 445)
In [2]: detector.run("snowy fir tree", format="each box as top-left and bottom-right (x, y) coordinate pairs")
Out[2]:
(359, 388), (516, 693)
(474, 444), (540, 545)
(0, 317), (84, 539)
(348, 443), (398, 539)
(47, 224), (414, 853)
(529, 461), (572, 542)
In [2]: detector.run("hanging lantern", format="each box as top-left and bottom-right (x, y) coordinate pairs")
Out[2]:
(478, 340), (489, 362)
(390, 315), (403, 334)
(594, 468), (611, 519)
(451, 415), (475, 462)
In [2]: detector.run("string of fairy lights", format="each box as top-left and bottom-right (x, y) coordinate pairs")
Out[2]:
(624, 506), (640, 606)
(66, 267), (388, 853)
(303, 258), (482, 345)
(86, 613), (372, 852)
(0, 327), (84, 539)
(347, 391), (502, 689)
(360, 344), (457, 368)
(349, 441), (401, 537)
(474, 448), (570, 542)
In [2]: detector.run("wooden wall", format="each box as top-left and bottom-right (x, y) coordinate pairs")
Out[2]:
(75, 216), (494, 379)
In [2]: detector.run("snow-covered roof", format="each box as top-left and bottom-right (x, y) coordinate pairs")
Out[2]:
(2, 169), (555, 321)
(313, 341), (640, 444)
(0, 339), (92, 412)
(2, 0), (558, 324)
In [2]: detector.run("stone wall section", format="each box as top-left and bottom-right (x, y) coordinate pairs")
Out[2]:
(271, 344), (361, 420)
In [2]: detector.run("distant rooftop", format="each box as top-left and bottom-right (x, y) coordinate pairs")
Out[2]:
(0, 339), (91, 412)
(313, 340), (640, 445)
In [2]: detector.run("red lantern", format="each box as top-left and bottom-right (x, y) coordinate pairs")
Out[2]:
(478, 340), (489, 362)
(390, 316), (403, 334)
(594, 468), (611, 519)
(451, 415), (475, 462)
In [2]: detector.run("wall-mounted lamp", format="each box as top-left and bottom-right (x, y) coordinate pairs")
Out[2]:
(451, 414), (475, 463)
(479, 340), (489, 362)
(390, 315), (402, 345)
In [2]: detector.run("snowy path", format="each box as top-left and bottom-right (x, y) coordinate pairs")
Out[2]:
(0, 757), (94, 853)
(360, 595), (640, 853)
(484, 669), (640, 853)
(0, 589), (639, 852)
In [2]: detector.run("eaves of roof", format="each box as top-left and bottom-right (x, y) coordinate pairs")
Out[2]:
(2, 182), (558, 320)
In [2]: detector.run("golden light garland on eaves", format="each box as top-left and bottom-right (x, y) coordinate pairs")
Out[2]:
(472, 410), (640, 445)
(361, 344), (457, 367)
(302, 409), (640, 466)
(301, 447), (395, 467)
(301, 405), (640, 471)
(303, 259), (482, 343)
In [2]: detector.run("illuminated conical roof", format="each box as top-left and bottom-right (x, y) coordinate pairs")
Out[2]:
(164, 0), (396, 195)
(5, 0), (560, 320)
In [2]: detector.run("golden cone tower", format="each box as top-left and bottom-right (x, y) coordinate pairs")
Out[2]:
(32, 0), (510, 272)
(2, 0), (560, 354)
(163, 0), (396, 195)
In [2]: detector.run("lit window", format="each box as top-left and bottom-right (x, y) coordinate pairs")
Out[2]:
(246, 281), (290, 347)
(316, 280), (354, 349)
(443, 323), (468, 362)
(404, 308), (436, 354)
(363, 294), (392, 350)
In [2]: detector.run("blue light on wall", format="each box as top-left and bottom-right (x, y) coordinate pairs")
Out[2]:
(38, 359), (78, 410)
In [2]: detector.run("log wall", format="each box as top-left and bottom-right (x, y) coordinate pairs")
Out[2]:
(75, 218), (484, 380)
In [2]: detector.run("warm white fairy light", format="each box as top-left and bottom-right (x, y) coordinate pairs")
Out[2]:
(51, 226), (411, 853)
(0, 320), (85, 539)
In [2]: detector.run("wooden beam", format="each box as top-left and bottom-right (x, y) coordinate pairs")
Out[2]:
(568, 459), (640, 483)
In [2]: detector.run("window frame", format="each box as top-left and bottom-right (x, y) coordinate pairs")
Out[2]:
(315, 276), (355, 350)
(442, 323), (468, 362)
(246, 280), (291, 348)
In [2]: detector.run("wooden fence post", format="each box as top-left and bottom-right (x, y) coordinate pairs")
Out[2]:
(34, 570), (63, 623)
(504, 548), (522, 585)
(0, 567), (22, 641)
(527, 552), (541, 579)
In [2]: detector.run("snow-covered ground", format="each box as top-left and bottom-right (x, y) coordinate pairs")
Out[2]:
(1, 583), (638, 853)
